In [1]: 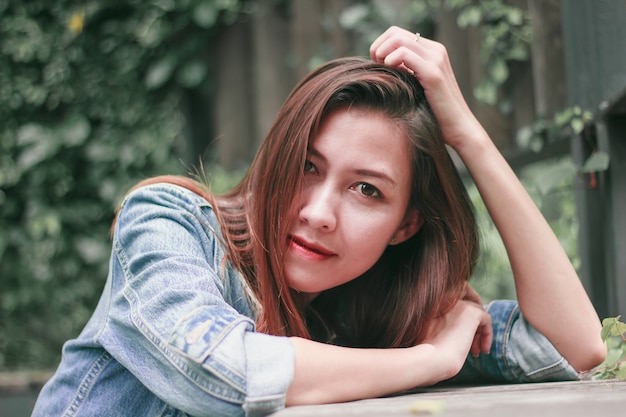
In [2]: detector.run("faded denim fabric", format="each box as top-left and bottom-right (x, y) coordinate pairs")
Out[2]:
(31, 183), (294, 417)
(451, 300), (579, 384)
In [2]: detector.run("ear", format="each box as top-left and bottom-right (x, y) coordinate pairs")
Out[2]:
(390, 208), (423, 245)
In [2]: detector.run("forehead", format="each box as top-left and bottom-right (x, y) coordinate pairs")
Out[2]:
(310, 107), (413, 178)
(313, 106), (409, 146)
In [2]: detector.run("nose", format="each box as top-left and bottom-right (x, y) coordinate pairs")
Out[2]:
(299, 183), (337, 231)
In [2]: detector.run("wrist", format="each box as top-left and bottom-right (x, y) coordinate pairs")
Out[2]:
(449, 129), (492, 159)
(408, 344), (459, 386)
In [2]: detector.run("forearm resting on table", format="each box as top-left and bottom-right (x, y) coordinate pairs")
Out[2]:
(456, 133), (606, 372)
(285, 337), (452, 406)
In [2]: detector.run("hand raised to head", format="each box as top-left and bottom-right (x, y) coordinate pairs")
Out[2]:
(369, 26), (487, 153)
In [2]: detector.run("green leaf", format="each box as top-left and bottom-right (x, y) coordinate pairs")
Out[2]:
(154, 0), (176, 12)
(74, 236), (109, 264)
(554, 108), (573, 126)
(176, 60), (207, 88)
(617, 362), (626, 380)
(506, 8), (524, 25)
(28, 211), (62, 239)
(457, 6), (482, 28)
(529, 135), (544, 153)
(604, 344), (625, 364)
(580, 151), (609, 173)
(601, 316), (626, 341)
(535, 160), (576, 195)
(515, 125), (533, 148)
(135, 13), (168, 47)
(145, 57), (176, 90)
(570, 118), (585, 134)
(192, 2), (219, 28)
(339, 4), (370, 29)
(445, 0), (471, 10)
(488, 58), (509, 84)
(473, 80), (497, 106)
(16, 123), (49, 146)
(507, 43), (528, 61)
(60, 115), (91, 147)
(601, 317), (616, 341)
(600, 328), (610, 343)
(16, 125), (59, 173)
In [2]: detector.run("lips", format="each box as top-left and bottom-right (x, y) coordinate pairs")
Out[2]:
(288, 235), (336, 260)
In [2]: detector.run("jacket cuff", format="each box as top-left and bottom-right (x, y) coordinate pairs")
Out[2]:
(501, 301), (579, 382)
(242, 333), (294, 417)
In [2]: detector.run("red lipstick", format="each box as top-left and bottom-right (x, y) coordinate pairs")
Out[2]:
(288, 235), (335, 260)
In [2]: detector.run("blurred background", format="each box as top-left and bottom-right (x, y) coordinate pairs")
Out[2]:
(1, 0), (625, 413)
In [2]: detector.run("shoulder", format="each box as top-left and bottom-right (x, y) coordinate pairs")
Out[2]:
(122, 180), (211, 210)
(114, 180), (222, 238)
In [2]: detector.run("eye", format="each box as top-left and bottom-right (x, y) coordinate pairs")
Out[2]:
(304, 160), (316, 173)
(354, 183), (382, 199)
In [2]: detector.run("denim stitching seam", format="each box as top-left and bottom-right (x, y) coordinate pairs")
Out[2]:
(62, 351), (113, 417)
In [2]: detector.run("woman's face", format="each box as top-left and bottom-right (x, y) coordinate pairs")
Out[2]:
(284, 107), (422, 295)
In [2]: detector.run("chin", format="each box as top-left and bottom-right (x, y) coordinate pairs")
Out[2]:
(289, 284), (321, 294)
(287, 281), (325, 296)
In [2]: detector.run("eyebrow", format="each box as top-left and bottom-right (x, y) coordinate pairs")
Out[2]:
(308, 148), (398, 187)
(355, 169), (397, 187)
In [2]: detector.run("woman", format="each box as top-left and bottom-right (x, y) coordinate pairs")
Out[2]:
(31, 26), (605, 417)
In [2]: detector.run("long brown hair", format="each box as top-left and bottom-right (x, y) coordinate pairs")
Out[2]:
(114, 57), (478, 347)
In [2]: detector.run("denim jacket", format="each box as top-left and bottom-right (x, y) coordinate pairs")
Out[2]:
(31, 183), (577, 417)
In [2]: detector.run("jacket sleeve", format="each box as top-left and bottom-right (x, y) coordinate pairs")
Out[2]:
(451, 300), (579, 384)
(100, 183), (294, 417)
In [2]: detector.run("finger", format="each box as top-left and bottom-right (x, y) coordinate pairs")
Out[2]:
(369, 26), (409, 61)
(381, 45), (445, 84)
(479, 311), (493, 354)
(383, 45), (476, 138)
(470, 331), (482, 357)
(371, 30), (444, 68)
(371, 33), (414, 63)
(481, 324), (493, 353)
(372, 35), (429, 67)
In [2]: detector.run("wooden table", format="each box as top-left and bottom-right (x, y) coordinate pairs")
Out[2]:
(271, 380), (626, 416)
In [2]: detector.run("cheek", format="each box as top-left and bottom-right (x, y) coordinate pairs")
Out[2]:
(343, 218), (394, 258)
(344, 204), (403, 238)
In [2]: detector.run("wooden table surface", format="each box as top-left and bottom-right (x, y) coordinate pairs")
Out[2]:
(271, 380), (626, 417)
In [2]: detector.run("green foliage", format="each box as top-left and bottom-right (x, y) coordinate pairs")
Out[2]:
(338, 0), (436, 61)
(338, 0), (532, 109)
(202, 164), (247, 194)
(590, 316), (626, 380)
(517, 106), (595, 152)
(444, 0), (531, 106)
(516, 106), (609, 180)
(601, 316), (626, 341)
(469, 156), (580, 302)
(0, 0), (250, 370)
(467, 182), (516, 302)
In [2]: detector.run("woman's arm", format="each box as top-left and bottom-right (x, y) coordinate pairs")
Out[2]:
(287, 299), (491, 405)
(370, 26), (605, 372)
(108, 183), (294, 416)
(444, 129), (605, 372)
